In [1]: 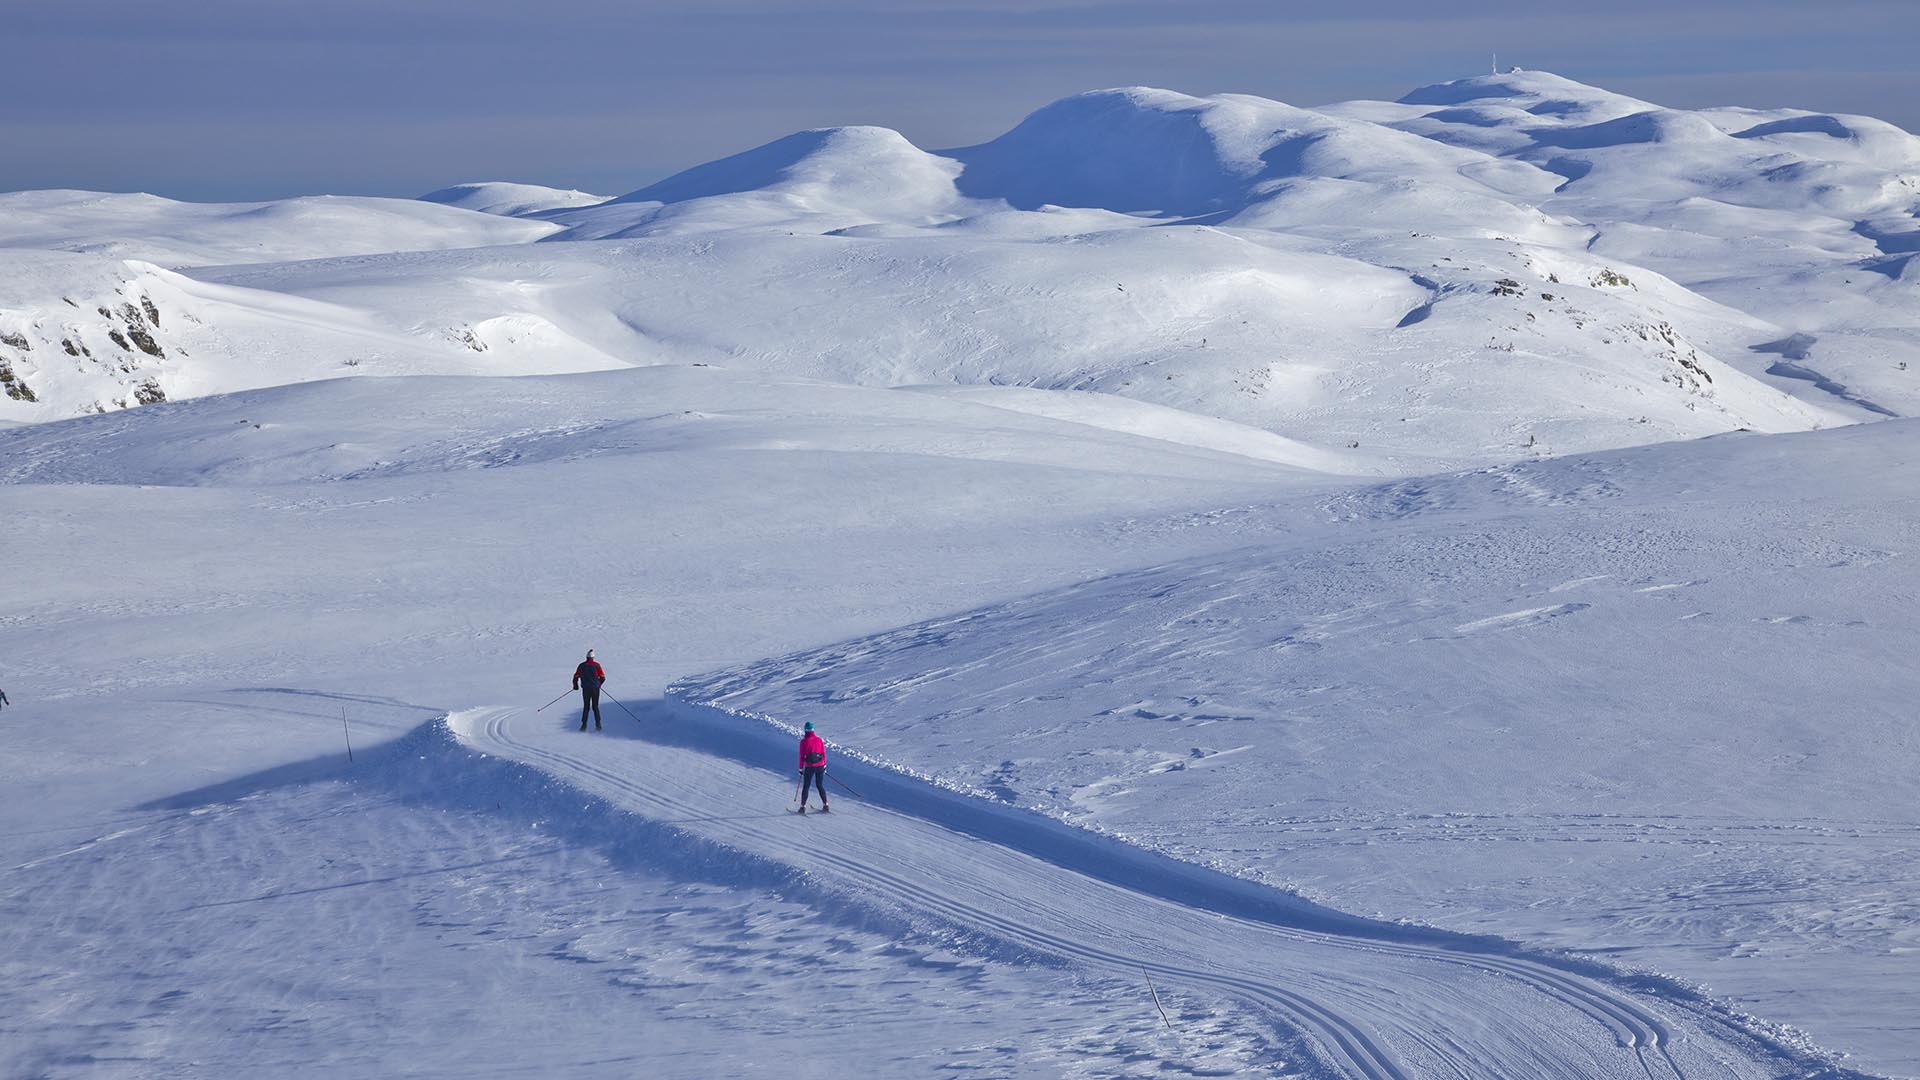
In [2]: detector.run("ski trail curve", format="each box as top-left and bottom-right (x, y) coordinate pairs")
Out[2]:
(451, 705), (1839, 1080)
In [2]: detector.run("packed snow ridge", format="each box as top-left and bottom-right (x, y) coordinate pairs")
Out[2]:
(2, 69), (1916, 474)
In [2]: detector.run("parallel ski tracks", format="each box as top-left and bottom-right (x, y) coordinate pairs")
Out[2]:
(466, 707), (1742, 1080)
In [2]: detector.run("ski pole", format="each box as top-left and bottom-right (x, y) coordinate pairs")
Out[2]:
(600, 689), (643, 725)
(826, 771), (864, 800)
(536, 688), (576, 713)
(792, 775), (804, 807)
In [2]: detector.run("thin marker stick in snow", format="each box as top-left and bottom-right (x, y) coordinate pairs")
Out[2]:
(825, 771), (863, 800)
(341, 706), (354, 764)
(600, 690), (643, 725)
(1143, 967), (1172, 1030)
(535, 688), (575, 713)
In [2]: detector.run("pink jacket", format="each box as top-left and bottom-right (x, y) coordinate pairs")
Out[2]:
(798, 732), (826, 771)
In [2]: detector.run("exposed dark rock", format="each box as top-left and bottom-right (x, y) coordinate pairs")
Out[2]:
(126, 327), (164, 358)
(0, 362), (36, 401)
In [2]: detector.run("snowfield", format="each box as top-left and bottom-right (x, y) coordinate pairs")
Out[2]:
(3, 69), (1918, 1079)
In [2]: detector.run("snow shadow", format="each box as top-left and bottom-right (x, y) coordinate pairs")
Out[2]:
(649, 693), (1643, 973)
(641, 693), (1897, 1074)
(134, 703), (960, 962)
(1750, 336), (1899, 418)
(137, 688), (443, 811)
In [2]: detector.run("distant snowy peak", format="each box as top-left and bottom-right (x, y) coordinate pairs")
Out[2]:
(943, 86), (1572, 239)
(0, 189), (563, 268)
(546, 70), (1920, 242)
(550, 84), (1570, 238)
(548, 127), (968, 238)
(949, 86), (1540, 214)
(417, 181), (609, 217)
(947, 87), (1270, 214)
(1396, 69), (1659, 123)
(615, 126), (955, 206)
(1361, 69), (1920, 212)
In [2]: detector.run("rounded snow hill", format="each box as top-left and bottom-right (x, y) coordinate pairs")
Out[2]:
(0, 189), (563, 269)
(557, 127), (972, 239)
(12, 69), (1919, 459)
(1395, 69), (1659, 124)
(417, 182), (610, 217)
(0, 364), (1345, 489)
(946, 86), (1561, 221)
(902, 384), (1374, 475)
(0, 250), (623, 424)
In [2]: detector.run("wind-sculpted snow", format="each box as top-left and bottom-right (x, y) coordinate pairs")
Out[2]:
(9, 70), (1917, 450)
(679, 418), (1920, 1076)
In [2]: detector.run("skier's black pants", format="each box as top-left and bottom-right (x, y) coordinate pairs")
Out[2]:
(800, 765), (827, 806)
(579, 684), (602, 728)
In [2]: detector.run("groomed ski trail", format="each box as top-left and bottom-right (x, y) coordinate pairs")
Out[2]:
(451, 704), (1850, 1080)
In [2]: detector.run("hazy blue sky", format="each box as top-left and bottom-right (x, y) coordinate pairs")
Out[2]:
(7, 1), (1918, 201)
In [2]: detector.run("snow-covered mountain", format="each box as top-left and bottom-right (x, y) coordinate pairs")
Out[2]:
(416, 181), (610, 218)
(0, 188), (561, 267)
(5, 70), (1916, 472)
(0, 250), (619, 417)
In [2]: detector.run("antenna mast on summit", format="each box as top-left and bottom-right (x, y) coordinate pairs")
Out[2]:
(1492, 51), (1499, 75)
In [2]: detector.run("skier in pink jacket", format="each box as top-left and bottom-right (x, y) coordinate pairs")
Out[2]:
(797, 722), (829, 813)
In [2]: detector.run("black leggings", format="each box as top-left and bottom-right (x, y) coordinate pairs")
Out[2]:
(800, 766), (828, 805)
(580, 685), (601, 727)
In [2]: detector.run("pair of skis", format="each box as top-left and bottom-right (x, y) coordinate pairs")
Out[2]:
(792, 770), (862, 814)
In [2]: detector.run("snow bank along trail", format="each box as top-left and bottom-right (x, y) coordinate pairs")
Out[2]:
(453, 704), (1852, 1080)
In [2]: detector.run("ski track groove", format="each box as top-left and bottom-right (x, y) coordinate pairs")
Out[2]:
(461, 706), (1795, 1080)
(477, 709), (1407, 1080)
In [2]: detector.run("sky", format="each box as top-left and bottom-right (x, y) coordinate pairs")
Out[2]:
(5, 1), (1919, 202)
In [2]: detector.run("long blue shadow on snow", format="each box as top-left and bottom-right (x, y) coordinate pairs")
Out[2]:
(639, 692), (1897, 1080)
(138, 688), (443, 811)
(139, 704), (934, 956)
(642, 692), (1580, 965)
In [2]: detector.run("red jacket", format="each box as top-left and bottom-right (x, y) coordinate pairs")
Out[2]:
(573, 660), (604, 689)
(798, 732), (826, 771)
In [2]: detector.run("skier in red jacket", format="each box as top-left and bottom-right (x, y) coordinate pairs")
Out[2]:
(572, 650), (605, 732)
(797, 722), (829, 813)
